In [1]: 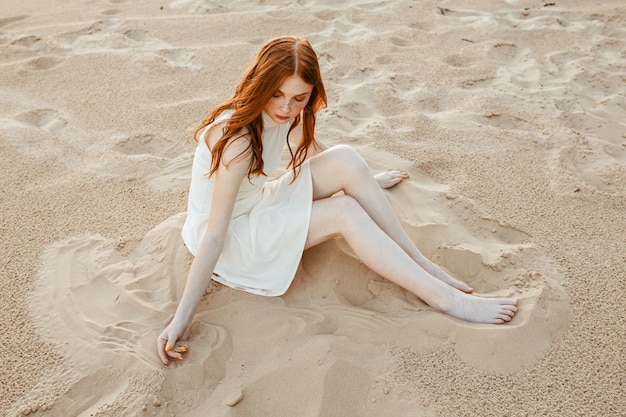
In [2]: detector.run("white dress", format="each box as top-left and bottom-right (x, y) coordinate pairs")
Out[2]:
(181, 110), (313, 296)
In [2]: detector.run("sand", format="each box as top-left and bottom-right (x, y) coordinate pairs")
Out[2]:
(1, 0), (624, 416)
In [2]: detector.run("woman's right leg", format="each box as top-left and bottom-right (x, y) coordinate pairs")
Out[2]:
(308, 145), (473, 293)
(305, 195), (518, 324)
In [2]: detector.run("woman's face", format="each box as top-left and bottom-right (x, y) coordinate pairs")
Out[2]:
(264, 75), (313, 124)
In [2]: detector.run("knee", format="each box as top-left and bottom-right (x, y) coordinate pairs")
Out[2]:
(328, 144), (369, 175)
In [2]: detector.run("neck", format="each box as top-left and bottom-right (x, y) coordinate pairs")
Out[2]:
(261, 111), (279, 129)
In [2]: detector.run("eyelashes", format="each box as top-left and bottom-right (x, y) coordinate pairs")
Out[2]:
(271, 94), (307, 103)
(272, 95), (305, 100)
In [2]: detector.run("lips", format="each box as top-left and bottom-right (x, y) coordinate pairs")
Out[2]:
(275, 114), (289, 121)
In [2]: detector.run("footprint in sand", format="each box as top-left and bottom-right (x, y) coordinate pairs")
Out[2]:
(155, 48), (198, 68)
(16, 108), (67, 133)
(53, 19), (198, 69)
(114, 133), (181, 158)
(488, 42), (520, 65)
(328, 67), (388, 135)
(5, 32), (64, 70)
(491, 43), (542, 89)
(444, 53), (476, 69)
(80, 133), (193, 192)
(10, 35), (42, 49)
(389, 36), (411, 48)
(546, 34), (626, 191)
(89, 133), (193, 191)
(559, 143), (626, 193)
(26, 56), (62, 71)
(122, 29), (150, 42)
(460, 42), (536, 90)
(387, 73), (420, 100)
(58, 19), (124, 49)
(315, 16), (376, 45)
(313, 9), (336, 21)
(554, 68), (626, 145)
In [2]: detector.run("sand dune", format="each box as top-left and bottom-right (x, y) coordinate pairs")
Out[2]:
(1, 1), (624, 416)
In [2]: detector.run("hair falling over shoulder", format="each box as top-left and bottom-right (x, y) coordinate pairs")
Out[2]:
(194, 36), (328, 180)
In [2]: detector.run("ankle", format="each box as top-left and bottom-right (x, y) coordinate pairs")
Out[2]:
(430, 291), (460, 314)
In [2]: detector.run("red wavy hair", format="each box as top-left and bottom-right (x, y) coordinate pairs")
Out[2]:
(195, 36), (327, 179)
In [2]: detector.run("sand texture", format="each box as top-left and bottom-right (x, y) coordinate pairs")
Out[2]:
(1, 1), (624, 416)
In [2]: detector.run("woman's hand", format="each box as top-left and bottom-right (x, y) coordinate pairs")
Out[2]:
(157, 318), (192, 366)
(375, 169), (409, 189)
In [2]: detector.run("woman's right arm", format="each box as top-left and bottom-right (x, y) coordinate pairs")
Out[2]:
(157, 130), (251, 366)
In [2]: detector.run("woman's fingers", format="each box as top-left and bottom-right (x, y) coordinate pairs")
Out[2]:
(157, 328), (191, 366)
(166, 344), (190, 361)
(157, 321), (193, 366)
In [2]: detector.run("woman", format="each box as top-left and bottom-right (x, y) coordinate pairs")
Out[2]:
(157, 36), (517, 366)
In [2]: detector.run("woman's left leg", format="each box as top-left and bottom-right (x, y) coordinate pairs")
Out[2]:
(308, 145), (472, 292)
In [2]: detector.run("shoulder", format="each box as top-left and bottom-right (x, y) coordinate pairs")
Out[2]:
(223, 130), (252, 164)
(205, 123), (252, 167)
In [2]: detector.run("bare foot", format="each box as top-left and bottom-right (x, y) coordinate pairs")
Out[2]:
(375, 169), (409, 189)
(439, 292), (518, 324)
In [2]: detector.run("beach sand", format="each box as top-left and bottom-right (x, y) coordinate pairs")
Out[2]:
(1, 0), (624, 416)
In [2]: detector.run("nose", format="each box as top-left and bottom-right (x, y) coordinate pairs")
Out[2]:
(280, 98), (290, 112)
